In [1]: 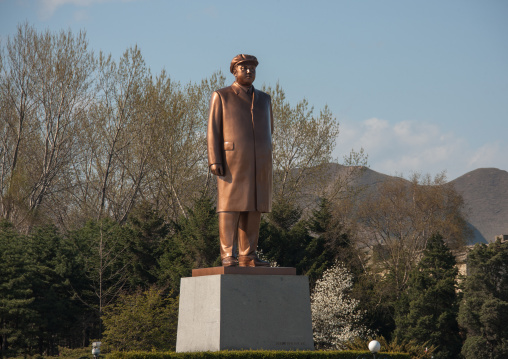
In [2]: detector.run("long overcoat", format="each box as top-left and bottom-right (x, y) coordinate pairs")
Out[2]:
(207, 82), (273, 213)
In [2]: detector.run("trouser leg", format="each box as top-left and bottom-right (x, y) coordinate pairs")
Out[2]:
(237, 211), (262, 257)
(218, 211), (240, 259)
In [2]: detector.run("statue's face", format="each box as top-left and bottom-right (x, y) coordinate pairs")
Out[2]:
(234, 63), (256, 86)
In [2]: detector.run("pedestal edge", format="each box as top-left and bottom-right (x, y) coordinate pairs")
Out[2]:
(192, 266), (296, 277)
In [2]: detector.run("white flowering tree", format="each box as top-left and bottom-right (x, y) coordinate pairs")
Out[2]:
(311, 261), (371, 349)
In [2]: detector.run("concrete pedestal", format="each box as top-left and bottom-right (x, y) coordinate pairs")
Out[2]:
(175, 269), (314, 352)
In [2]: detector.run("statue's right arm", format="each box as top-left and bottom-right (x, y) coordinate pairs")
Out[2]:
(210, 163), (224, 176)
(207, 92), (224, 175)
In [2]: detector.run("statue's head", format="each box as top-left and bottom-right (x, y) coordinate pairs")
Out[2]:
(230, 54), (258, 87)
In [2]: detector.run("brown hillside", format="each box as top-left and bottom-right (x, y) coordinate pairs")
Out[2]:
(320, 163), (396, 191)
(450, 168), (508, 244)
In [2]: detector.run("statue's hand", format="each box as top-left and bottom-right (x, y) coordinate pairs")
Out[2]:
(210, 164), (224, 176)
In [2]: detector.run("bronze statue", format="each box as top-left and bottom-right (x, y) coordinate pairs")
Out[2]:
(207, 54), (273, 267)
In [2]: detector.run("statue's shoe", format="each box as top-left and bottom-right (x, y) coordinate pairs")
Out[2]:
(238, 255), (270, 267)
(221, 256), (238, 267)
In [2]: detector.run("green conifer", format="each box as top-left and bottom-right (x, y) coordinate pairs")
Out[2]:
(394, 234), (461, 359)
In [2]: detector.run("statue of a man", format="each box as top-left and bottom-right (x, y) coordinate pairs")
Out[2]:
(207, 54), (273, 267)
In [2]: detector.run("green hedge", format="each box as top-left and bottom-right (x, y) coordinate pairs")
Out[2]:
(107, 350), (410, 359)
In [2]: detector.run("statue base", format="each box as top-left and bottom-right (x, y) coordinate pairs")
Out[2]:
(175, 267), (314, 352)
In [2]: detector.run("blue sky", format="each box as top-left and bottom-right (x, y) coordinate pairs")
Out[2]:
(1, 0), (507, 180)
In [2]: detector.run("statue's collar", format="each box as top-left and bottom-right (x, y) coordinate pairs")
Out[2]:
(233, 82), (254, 95)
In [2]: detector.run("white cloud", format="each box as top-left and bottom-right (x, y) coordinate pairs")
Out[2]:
(393, 121), (440, 146)
(356, 117), (392, 149)
(334, 117), (507, 181)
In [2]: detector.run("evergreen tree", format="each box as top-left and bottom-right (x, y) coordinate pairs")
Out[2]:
(305, 197), (361, 286)
(26, 225), (85, 355)
(259, 198), (360, 287)
(258, 200), (313, 270)
(301, 198), (337, 285)
(458, 239), (508, 359)
(158, 193), (220, 293)
(102, 287), (178, 351)
(394, 234), (461, 359)
(0, 221), (35, 357)
(125, 202), (169, 290)
(0, 222), (85, 356)
(351, 270), (397, 341)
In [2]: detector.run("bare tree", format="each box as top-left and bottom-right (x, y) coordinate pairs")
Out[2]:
(0, 24), (39, 225)
(67, 46), (149, 224)
(356, 172), (470, 292)
(0, 24), (95, 231)
(263, 83), (340, 207)
(146, 72), (225, 220)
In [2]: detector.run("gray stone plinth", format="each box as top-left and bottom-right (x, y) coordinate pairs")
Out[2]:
(175, 274), (314, 352)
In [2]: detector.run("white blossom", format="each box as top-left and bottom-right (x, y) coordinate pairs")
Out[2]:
(311, 261), (371, 349)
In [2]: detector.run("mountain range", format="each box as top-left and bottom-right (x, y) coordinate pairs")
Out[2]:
(322, 165), (508, 244)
